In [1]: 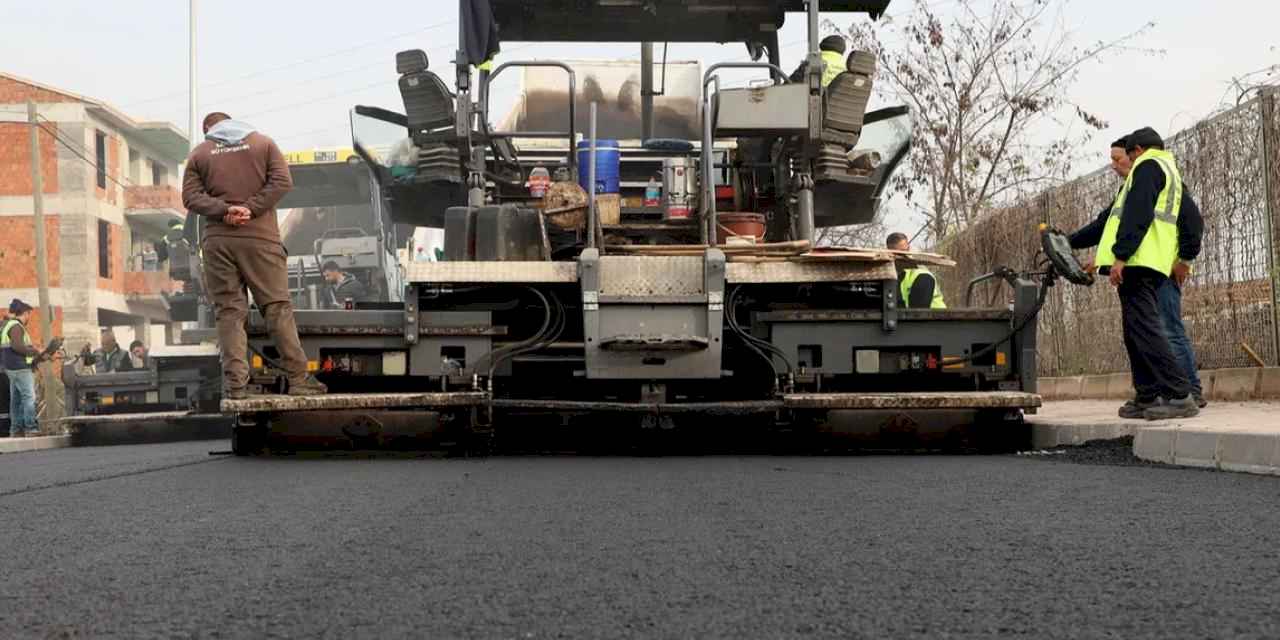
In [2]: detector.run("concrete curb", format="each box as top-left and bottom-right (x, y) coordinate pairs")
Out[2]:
(1029, 402), (1280, 477)
(0, 435), (73, 454)
(1029, 419), (1143, 449)
(1133, 427), (1280, 476)
(1040, 367), (1278, 402)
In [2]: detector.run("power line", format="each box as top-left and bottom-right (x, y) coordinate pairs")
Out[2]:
(121, 19), (457, 108)
(5, 120), (137, 190)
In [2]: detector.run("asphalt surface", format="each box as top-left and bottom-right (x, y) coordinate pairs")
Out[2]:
(2, 441), (1279, 639)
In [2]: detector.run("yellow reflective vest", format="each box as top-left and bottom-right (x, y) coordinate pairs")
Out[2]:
(900, 267), (947, 309)
(821, 50), (847, 88)
(1094, 148), (1182, 275)
(1, 318), (34, 366)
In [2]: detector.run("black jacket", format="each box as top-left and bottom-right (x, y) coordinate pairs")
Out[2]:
(1070, 179), (1203, 265)
(330, 274), (370, 307)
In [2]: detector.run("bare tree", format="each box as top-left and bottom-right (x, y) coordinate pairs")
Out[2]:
(832, 0), (1152, 241)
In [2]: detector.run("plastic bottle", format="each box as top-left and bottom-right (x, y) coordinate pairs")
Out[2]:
(528, 166), (551, 198)
(643, 175), (661, 208)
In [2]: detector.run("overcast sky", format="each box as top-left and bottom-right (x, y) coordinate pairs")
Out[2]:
(3, 0), (1274, 232)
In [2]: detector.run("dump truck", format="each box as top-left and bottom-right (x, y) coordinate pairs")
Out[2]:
(217, 0), (1068, 454)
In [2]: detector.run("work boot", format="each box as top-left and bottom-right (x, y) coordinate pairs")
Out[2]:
(1143, 395), (1200, 421)
(1118, 398), (1158, 420)
(225, 388), (249, 400)
(288, 376), (328, 396)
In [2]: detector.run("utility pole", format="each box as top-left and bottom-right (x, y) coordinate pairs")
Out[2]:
(28, 99), (61, 423)
(189, 0), (199, 151)
(27, 100), (52, 342)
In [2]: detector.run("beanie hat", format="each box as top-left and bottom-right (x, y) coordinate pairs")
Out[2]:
(820, 35), (847, 55)
(1126, 127), (1165, 151)
(9, 299), (32, 314)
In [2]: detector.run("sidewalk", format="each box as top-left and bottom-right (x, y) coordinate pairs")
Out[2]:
(1029, 400), (1280, 475)
(0, 434), (72, 455)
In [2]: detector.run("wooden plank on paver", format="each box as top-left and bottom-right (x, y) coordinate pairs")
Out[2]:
(221, 392), (489, 414)
(783, 391), (1041, 410)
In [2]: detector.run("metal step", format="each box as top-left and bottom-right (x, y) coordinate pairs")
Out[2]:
(221, 392), (488, 414)
(782, 391), (1041, 410)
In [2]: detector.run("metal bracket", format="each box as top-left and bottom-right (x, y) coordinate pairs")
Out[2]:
(404, 284), (419, 345)
(881, 278), (898, 333)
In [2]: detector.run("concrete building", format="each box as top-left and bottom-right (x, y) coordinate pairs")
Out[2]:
(0, 71), (188, 353)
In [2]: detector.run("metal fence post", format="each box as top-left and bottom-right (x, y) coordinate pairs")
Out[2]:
(1261, 88), (1280, 365)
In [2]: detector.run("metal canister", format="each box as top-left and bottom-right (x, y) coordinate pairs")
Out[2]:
(662, 157), (697, 220)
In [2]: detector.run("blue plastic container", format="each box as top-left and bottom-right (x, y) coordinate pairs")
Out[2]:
(576, 139), (621, 194)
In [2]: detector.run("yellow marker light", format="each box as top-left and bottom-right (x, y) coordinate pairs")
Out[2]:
(252, 355), (264, 370)
(307, 360), (320, 372)
(100, 396), (115, 406)
(996, 351), (1007, 366)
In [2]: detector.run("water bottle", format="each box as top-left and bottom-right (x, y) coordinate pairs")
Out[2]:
(528, 166), (551, 198)
(643, 175), (661, 208)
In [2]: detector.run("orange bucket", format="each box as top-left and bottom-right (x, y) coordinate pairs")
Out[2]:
(716, 212), (766, 245)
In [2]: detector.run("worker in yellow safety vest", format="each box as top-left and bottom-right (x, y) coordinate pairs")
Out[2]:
(886, 232), (946, 309)
(2, 299), (42, 437)
(1066, 127), (1198, 420)
(789, 35), (848, 88)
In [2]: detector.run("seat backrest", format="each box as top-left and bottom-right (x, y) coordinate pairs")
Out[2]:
(821, 51), (876, 146)
(396, 49), (455, 139)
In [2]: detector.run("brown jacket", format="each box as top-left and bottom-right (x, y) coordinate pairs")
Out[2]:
(182, 128), (292, 244)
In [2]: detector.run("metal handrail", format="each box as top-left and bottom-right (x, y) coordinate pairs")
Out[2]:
(484, 61), (578, 175)
(699, 62), (789, 243)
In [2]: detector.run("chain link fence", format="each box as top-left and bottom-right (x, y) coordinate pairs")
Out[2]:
(942, 89), (1280, 376)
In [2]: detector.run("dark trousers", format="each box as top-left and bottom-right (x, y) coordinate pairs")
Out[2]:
(1119, 266), (1191, 401)
(202, 236), (309, 391)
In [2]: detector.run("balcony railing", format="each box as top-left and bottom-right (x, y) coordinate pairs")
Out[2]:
(125, 254), (180, 297)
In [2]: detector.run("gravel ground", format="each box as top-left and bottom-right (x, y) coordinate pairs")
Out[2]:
(2, 440), (1278, 639)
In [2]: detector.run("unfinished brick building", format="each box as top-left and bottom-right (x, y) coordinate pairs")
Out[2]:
(0, 72), (188, 353)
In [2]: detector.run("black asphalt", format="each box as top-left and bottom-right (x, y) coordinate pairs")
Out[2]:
(2, 441), (1278, 639)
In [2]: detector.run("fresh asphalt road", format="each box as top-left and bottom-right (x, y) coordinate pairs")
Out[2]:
(2, 440), (1278, 639)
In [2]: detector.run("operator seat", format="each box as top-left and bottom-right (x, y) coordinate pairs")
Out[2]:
(396, 49), (455, 142)
(395, 49), (462, 190)
(816, 51), (876, 175)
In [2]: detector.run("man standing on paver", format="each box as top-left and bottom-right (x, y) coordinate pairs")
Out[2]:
(182, 112), (326, 400)
(1068, 128), (1198, 420)
(2, 300), (42, 437)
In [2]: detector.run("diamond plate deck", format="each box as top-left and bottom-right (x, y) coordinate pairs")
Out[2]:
(598, 256), (706, 297)
(404, 262), (577, 284)
(726, 261), (897, 283)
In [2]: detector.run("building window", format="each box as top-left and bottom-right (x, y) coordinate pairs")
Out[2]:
(98, 220), (111, 278)
(95, 131), (108, 189)
(128, 149), (141, 184)
(151, 162), (167, 187)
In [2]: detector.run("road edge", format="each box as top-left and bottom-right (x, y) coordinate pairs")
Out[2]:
(1030, 419), (1280, 477)
(0, 435), (73, 454)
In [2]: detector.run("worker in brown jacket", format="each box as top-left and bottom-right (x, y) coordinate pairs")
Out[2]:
(182, 112), (326, 399)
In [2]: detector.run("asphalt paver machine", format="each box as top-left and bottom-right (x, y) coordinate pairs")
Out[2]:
(223, 0), (1060, 454)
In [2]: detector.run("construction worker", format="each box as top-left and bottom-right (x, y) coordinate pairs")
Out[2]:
(322, 261), (370, 308)
(3, 299), (42, 437)
(886, 232), (946, 309)
(1067, 127), (1197, 420)
(182, 112), (327, 400)
(1073, 135), (1207, 415)
(790, 35), (848, 88)
(93, 328), (128, 373)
